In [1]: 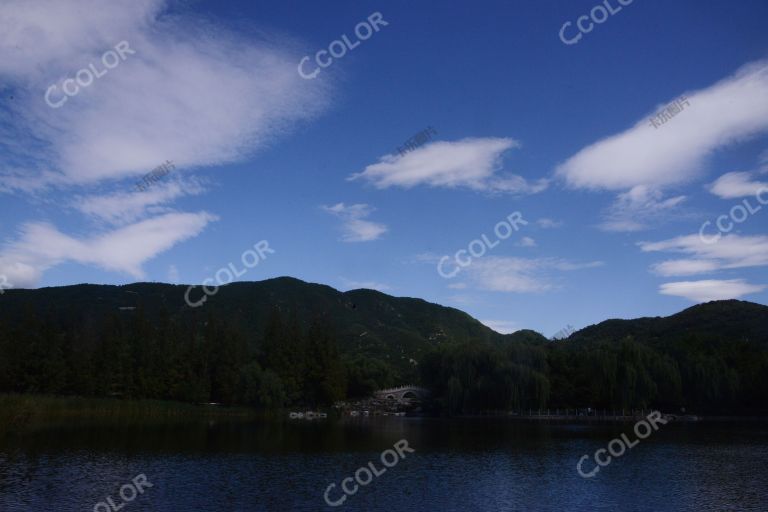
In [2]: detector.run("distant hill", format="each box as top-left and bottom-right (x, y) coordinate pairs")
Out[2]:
(565, 300), (768, 346)
(0, 277), (514, 373)
(544, 300), (768, 415)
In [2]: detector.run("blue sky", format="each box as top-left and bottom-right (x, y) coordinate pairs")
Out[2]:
(1, 0), (767, 336)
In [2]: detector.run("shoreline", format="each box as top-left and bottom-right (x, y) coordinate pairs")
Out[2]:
(3, 394), (767, 429)
(0, 393), (262, 435)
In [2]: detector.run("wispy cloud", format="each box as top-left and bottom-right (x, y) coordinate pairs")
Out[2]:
(708, 170), (768, 199)
(350, 137), (548, 195)
(72, 178), (205, 226)
(557, 60), (768, 192)
(460, 256), (603, 293)
(600, 186), (687, 232)
(639, 234), (768, 276)
(0, 0), (328, 287)
(0, 212), (217, 288)
(322, 203), (387, 242)
(556, 60), (768, 232)
(0, 0), (330, 189)
(660, 279), (766, 302)
(535, 218), (563, 229)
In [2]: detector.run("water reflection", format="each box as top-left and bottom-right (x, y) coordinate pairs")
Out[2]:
(0, 417), (766, 511)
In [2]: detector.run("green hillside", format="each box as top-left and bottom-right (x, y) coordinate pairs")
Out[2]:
(0, 279), (765, 414)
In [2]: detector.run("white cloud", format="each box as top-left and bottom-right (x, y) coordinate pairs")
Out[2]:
(517, 236), (537, 247)
(0, 0), (330, 188)
(0, 212), (217, 287)
(650, 259), (720, 277)
(349, 137), (548, 194)
(659, 279), (766, 302)
(535, 218), (562, 229)
(556, 61), (768, 231)
(340, 278), (391, 292)
(0, 0), (330, 287)
(639, 234), (768, 276)
(599, 186), (686, 232)
(480, 319), (519, 334)
(322, 203), (387, 242)
(708, 171), (768, 199)
(73, 178), (205, 225)
(461, 256), (603, 293)
(556, 60), (768, 191)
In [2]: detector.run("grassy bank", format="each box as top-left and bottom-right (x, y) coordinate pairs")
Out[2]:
(0, 393), (261, 435)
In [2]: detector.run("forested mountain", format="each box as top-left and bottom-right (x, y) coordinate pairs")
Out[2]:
(0, 277), (508, 374)
(542, 300), (768, 415)
(0, 277), (515, 407)
(567, 300), (768, 347)
(0, 279), (766, 414)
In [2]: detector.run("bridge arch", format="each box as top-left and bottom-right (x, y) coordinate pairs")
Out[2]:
(373, 386), (430, 402)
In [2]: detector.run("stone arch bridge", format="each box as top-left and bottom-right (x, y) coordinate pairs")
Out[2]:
(373, 386), (430, 402)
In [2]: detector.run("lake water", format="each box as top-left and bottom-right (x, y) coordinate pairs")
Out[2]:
(1, 417), (767, 511)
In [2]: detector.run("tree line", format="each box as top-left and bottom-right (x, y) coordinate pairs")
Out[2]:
(0, 306), (350, 408)
(0, 305), (765, 414)
(420, 335), (768, 415)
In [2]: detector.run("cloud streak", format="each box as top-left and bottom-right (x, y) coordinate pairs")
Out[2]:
(600, 186), (687, 232)
(459, 256), (603, 293)
(72, 178), (205, 226)
(0, 212), (217, 287)
(322, 203), (388, 242)
(0, 0), (329, 287)
(557, 60), (768, 192)
(639, 234), (768, 276)
(556, 60), (768, 232)
(660, 279), (766, 302)
(0, 0), (331, 188)
(350, 137), (548, 195)
(709, 170), (768, 199)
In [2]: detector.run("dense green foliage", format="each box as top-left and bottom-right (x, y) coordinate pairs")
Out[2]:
(0, 302), (347, 408)
(0, 279), (766, 414)
(419, 301), (768, 415)
(419, 340), (550, 414)
(545, 300), (768, 414)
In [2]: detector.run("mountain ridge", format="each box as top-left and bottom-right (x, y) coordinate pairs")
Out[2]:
(1, 277), (766, 412)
